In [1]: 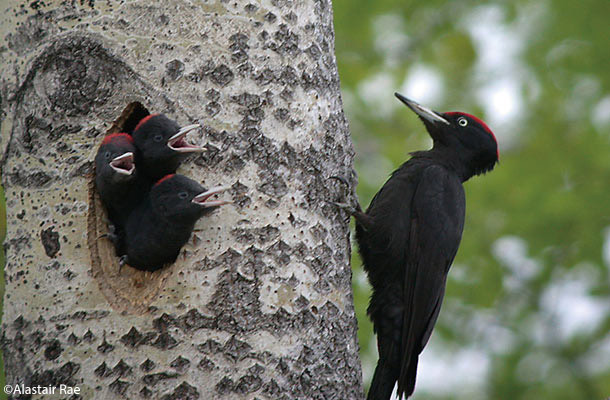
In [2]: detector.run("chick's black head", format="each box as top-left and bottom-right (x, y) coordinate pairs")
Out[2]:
(132, 114), (202, 179)
(150, 174), (229, 224)
(95, 133), (136, 183)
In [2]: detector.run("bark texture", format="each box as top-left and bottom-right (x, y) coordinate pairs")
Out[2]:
(0, 1), (362, 399)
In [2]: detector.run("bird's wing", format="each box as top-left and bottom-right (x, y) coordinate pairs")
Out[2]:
(397, 165), (465, 395)
(361, 169), (417, 263)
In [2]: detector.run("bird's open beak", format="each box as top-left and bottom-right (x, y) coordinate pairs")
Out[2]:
(167, 124), (204, 153)
(192, 186), (232, 208)
(394, 93), (449, 125)
(109, 152), (135, 175)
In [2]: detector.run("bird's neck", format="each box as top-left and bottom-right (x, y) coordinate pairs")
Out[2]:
(411, 146), (471, 181)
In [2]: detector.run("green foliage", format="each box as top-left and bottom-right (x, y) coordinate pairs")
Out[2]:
(334, 0), (610, 398)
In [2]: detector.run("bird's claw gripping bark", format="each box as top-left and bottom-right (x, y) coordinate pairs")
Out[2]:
(99, 224), (127, 258)
(328, 201), (358, 216)
(98, 224), (120, 244)
(328, 175), (350, 188)
(327, 175), (362, 221)
(118, 255), (128, 272)
(325, 200), (358, 224)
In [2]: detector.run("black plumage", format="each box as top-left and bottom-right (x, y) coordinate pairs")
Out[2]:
(341, 93), (498, 400)
(94, 133), (142, 254)
(122, 174), (230, 271)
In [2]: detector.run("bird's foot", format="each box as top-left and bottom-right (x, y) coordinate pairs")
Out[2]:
(98, 232), (120, 244)
(98, 223), (118, 240)
(328, 175), (350, 188)
(327, 175), (362, 222)
(326, 201), (358, 223)
(118, 255), (128, 273)
(328, 201), (358, 215)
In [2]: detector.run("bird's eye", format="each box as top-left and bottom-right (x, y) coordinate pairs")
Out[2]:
(458, 117), (468, 127)
(104, 151), (111, 159)
(178, 192), (188, 199)
(154, 134), (163, 142)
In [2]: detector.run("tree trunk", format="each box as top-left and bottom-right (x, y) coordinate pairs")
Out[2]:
(0, 1), (362, 399)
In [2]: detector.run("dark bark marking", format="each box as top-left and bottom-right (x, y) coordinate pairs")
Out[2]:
(43, 339), (62, 360)
(142, 372), (178, 386)
(40, 226), (60, 258)
(140, 359), (156, 373)
(170, 356), (190, 372)
(160, 382), (200, 400)
(94, 362), (113, 378)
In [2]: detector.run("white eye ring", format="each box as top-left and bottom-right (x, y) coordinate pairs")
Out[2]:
(458, 117), (468, 127)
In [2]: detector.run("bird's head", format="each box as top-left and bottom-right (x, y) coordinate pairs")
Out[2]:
(96, 133), (136, 181)
(151, 174), (230, 223)
(395, 93), (499, 177)
(132, 114), (203, 165)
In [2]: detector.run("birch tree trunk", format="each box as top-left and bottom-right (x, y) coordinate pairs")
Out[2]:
(0, 1), (362, 399)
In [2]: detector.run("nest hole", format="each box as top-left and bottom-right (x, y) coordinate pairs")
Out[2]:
(87, 102), (174, 315)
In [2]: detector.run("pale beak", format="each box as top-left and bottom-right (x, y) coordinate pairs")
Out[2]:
(167, 124), (204, 153)
(394, 92), (450, 125)
(109, 152), (135, 175)
(192, 186), (232, 208)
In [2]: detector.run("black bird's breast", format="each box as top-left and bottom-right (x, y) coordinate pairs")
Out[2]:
(356, 159), (465, 279)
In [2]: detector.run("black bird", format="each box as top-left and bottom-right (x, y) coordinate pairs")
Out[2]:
(122, 174), (230, 271)
(336, 93), (498, 400)
(95, 133), (141, 253)
(132, 114), (203, 181)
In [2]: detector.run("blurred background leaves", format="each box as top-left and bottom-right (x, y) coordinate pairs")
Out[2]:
(334, 0), (610, 399)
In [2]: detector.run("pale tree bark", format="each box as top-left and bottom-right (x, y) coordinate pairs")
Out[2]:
(0, 1), (362, 399)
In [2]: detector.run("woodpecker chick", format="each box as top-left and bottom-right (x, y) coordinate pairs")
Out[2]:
(338, 93), (498, 400)
(132, 114), (203, 181)
(123, 174), (230, 271)
(95, 133), (142, 252)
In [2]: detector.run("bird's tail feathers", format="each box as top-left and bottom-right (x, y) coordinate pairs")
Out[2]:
(396, 354), (419, 399)
(367, 360), (399, 400)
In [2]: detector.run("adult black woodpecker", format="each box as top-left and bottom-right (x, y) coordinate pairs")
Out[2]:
(132, 114), (203, 181)
(338, 93), (498, 400)
(95, 133), (140, 253)
(122, 174), (230, 271)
